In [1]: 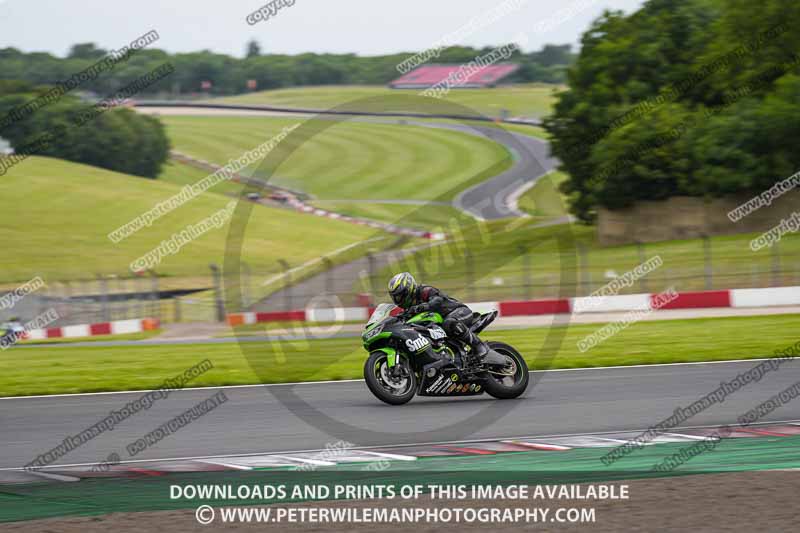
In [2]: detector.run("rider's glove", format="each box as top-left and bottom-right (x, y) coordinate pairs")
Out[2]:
(406, 304), (426, 316)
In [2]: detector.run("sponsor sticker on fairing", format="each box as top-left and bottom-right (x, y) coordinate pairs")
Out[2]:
(405, 336), (430, 352)
(425, 375), (445, 393)
(435, 379), (451, 394)
(429, 326), (447, 339)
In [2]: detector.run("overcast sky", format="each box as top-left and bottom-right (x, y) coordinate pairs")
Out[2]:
(0, 0), (645, 57)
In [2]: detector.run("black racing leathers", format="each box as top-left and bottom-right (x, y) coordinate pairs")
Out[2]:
(404, 285), (483, 354)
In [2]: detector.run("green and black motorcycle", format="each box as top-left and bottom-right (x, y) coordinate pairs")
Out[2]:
(361, 303), (529, 405)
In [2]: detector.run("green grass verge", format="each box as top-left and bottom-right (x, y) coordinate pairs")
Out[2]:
(158, 159), (245, 197)
(0, 156), (377, 286)
(308, 200), (474, 231)
(213, 84), (562, 119)
(161, 115), (513, 203)
(516, 170), (568, 219)
(2, 313), (797, 397)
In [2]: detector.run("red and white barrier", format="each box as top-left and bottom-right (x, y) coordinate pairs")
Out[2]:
(24, 318), (160, 340)
(227, 286), (800, 326)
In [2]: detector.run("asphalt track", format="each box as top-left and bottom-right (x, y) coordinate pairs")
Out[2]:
(2, 359), (800, 470)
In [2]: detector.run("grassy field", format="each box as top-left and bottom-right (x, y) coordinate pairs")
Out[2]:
(158, 159), (245, 197)
(516, 170), (569, 219)
(0, 157), (378, 286)
(214, 84), (562, 119)
(307, 200), (474, 231)
(1, 313), (797, 396)
(161, 115), (512, 205)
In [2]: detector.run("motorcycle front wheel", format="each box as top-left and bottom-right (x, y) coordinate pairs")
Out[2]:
(364, 351), (417, 405)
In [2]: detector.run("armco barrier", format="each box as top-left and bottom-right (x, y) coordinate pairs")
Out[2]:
(228, 286), (800, 326)
(24, 318), (160, 340)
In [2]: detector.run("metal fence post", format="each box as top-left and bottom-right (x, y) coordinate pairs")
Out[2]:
(465, 249), (475, 301)
(209, 264), (225, 322)
(636, 241), (648, 293)
(97, 274), (110, 322)
(414, 254), (428, 281)
(771, 241), (781, 286)
(702, 235), (712, 290)
(63, 280), (73, 325)
(520, 245), (531, 301)
(174, 297), (182, 323)
(278, 259), (291, 312)
(322, 257), (334, 295)
(367, 252), (377, 300)
(117, 276), (126, 320)
(577, 244), (589, 296)
(148, 270), (160, 320)
(136, 273), (147, 318)
(241, 261), (252, 308)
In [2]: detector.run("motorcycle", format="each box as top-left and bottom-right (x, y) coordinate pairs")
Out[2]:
(0, 320), (24, 348)
(361, 303), (529, 405)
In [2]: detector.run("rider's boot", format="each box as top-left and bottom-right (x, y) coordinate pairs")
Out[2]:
(467, 331), (489, 359)
(457, 328), (488, 361)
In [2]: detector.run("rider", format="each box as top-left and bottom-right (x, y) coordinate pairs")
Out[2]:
(387, 272), (488, 359)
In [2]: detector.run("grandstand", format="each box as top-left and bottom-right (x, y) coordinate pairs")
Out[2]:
(389, 63), (519, 89)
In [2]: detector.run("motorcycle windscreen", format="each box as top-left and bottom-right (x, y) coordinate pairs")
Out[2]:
(365, 303), (398, 327)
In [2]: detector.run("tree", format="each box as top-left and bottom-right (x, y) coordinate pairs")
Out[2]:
(0, 86), (169, 178)
(246, 40), (262, 58)
(67, 43), (107, 61)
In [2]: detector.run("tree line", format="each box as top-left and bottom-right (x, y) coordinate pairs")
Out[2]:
(545, 0), (800, 223)
(0, 78), (170, 178)
(0, 41), (575, 98)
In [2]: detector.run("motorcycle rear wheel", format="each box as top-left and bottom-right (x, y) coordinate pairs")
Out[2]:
(482, 341), (529, 399)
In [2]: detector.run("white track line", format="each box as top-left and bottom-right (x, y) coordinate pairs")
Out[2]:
(662, 432), (711, 441)
(2, 356), (795, 400)
(4, 418), (799, 472)
(29, 471), (80, 482)
(357, 450), (417, 461)
(198, 460), (253, 471)
(272, 456), (335, 466)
